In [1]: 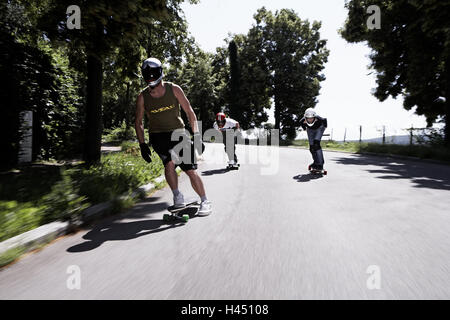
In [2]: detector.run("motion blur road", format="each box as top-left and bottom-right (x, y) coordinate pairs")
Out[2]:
(1, 143), (449, 299)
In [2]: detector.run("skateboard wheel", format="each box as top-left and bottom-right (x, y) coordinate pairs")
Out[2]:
(163, 214), (169, 221)
(323, 170), (328, 175)
(182, 215), (189, 222)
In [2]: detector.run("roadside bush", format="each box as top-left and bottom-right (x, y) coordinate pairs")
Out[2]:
(0, 149), (164, 242)
(358, 143), (450, 162)
(0, 201), (42, 242)
(40, 171), (89, 224)
(71, 150), (163, 204)
(103, 122), (136, 144)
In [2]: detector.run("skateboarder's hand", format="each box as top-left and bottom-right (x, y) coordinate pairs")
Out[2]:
(139, 143), (152, 163)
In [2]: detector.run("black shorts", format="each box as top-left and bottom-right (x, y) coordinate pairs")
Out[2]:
(149, 131), (197, 172)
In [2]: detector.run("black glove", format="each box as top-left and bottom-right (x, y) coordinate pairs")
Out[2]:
(139, 143), (152, 163)
(192, 132), (205, 155)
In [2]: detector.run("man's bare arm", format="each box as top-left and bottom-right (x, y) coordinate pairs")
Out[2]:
(173, 84), (199, 133)
(135, 93), (146, 144)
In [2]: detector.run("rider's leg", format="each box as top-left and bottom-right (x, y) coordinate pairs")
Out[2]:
(225, 130), (237, 164)
(184, 168), (211, 215)
(307, 129), (319, 168)
(184, 169), (207, 200)
(312, 126), (326, 169)
(234, 135), (238, 163)
(165, 160), (178, 191)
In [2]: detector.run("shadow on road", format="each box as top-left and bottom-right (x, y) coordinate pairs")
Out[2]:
(201, 168), (231, 176)
(293, 174), (325, 182)
(334, 154), (450, 191)
(66, 198), (201, 253)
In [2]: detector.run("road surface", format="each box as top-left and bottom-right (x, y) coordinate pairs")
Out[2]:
(1, 143), (449, 299)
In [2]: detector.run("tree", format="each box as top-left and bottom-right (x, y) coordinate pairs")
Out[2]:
(228, 40), (242, 123)
(210, 46), (231, 116)
(0, 1), (84, 169)
(341, 0), (450, 145)
(26, 0), (198, 164)
(173, 47), (219, 132)
(232, 32), (271, 129)
(252, 8), (329, 140)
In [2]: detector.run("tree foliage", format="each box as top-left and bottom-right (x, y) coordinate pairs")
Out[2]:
(341, 0), (450, 144)
(255, 8), (329, 140)
(0, 2), (84, 169)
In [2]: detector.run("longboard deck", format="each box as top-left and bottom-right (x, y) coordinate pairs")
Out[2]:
(164, 201), (200, 222)
(309, 169), (327, 175)
(167, 200), (200, 213)
(308, 164), (327, 175)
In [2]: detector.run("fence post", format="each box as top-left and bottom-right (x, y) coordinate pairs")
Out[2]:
(382, 125), (386, 144)
(344, 128), (347, 143)
(410, 125), (413, 145)
(359, 125), (362, 143)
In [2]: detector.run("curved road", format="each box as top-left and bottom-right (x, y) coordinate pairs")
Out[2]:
(1, 144), (449, 299)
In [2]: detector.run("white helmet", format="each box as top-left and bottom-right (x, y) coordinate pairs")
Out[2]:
(304, 108), (317, 127)
(141, 58), (163, 88)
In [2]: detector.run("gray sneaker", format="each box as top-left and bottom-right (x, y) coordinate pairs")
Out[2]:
(173, 192), (185, 208)
(197, 200), (212, 216)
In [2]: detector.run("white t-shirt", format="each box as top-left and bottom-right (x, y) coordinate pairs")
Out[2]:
(213, 118), (238, 130)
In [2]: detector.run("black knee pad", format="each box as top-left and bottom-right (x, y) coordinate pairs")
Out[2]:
(311, 140), (322, 152)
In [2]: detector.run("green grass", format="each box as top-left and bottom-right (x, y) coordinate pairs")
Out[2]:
(290, 139), (363, 152)
(102, 122), (137, 144)
(0, 246), (25, 268)
(102, 123), (149, 145)
(289, 139), (450, 163)
(0, 144), (164, 242)
(359, 143), (450, 162)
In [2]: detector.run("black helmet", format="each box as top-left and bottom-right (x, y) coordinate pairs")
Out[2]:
(141, 58), (163, 88)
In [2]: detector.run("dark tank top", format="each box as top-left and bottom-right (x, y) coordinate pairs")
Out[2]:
(141, 82), (185, 133)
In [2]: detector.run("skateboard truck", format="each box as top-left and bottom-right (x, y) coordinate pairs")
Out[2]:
(226, 163), (240, 170)
(308, 164), (327, 175)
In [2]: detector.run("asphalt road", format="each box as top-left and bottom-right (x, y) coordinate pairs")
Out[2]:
(1, 143), (449, 299)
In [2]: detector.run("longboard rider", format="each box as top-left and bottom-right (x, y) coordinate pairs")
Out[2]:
(135, 58), (212, 215)
(213, 112), (240, 167)
(300, 108), (328, 171)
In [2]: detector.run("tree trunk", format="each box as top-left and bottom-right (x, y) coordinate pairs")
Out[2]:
(274, 100), (280, 131)
(84, 54), (103, 165)
(445, 62), (450, 147)
(125, 82), (131, 130)
(229, 40), (241, 122)
(274, 80), (280, 131)
(445, 98), (450, 147)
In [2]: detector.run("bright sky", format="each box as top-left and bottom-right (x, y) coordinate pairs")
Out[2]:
(181, 0), (428, 140)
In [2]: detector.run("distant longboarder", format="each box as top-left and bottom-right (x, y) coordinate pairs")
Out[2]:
(213, 112), (240, 169)
(300, 108), (328, 172)
(135, 58), (212, 216)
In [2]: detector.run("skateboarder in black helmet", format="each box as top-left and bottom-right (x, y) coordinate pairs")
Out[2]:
(213, 112), (240, 168)
(300, 108), (328, 171)
(135, 58), (212, 215)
